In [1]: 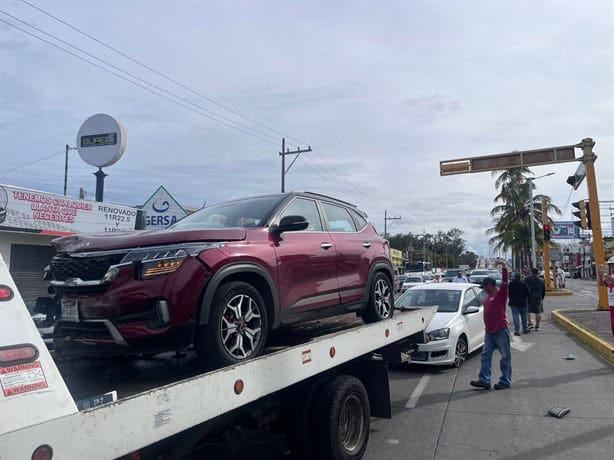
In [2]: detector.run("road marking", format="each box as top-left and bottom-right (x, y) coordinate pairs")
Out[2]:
(405, 375), (430, 408)
(510, 334), (534, 352)
(581, 290), (594, 295)
(386, 439), (400, 445)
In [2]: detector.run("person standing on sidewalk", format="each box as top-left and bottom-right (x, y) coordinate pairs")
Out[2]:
(524, 268), (546, 331)
(508, 272), (530, 335)
(470, 260), (512, 390)
(598, 256), (614, 336)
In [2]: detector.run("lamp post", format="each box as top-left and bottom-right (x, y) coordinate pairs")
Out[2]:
(528, 172), (555, 269)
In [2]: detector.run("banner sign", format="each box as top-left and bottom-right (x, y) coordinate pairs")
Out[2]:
(0, 184), (138, 235)
(141, 185), (187, 229)
(553, 221), (581, 240)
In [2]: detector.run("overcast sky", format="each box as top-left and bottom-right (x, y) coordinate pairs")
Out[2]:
(1, 0), (613, 256)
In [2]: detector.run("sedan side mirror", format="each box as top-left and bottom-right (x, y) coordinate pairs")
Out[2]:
(464, 305), (480, 314)
(271, 215), (309, 233)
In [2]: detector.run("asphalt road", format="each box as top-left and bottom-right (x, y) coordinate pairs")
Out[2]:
(364, 278), (614, 460)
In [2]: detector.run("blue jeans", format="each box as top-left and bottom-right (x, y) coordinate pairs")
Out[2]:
(479, 328), (512, 386)
(510, 305), (528, 333)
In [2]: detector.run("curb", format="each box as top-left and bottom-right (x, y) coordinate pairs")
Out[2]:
(551, 309), (614, 365)
(546, 290), (573, 296)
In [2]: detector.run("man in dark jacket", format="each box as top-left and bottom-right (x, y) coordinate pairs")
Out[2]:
(524, 268), (546, 331)
(508, 272), (530, 335)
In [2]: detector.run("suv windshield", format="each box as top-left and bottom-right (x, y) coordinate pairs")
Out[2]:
(171, 195), (284, 230)
(397, 289), (461, 313)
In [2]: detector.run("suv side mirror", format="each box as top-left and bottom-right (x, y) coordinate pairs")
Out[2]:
(271, 215), (309, 233)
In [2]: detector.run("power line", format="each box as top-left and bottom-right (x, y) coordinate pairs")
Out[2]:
(17, 0), (384, 207)
(20, 0), (306, 147)
(0, 150), (64, 175)
(5, 5), (387, 211)
(0, 11), (282, 147)
(0, 17), (280, 147)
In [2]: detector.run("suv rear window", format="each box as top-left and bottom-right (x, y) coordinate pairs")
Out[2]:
(321, 203), (356, 232)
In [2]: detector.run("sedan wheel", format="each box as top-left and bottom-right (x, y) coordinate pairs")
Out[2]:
(454, 336), (468, 368)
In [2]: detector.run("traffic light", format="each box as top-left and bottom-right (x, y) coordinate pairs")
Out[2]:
(586, 202), (592, 229)
(572, 200), (587, 230)
(543, 224), (551, 241)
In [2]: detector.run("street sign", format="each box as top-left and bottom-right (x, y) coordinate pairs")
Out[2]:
(566, 163), (586, 190)
(440, 145), (577, 176)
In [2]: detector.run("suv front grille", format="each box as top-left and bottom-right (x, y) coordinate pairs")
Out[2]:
(51, 253), (126, 281)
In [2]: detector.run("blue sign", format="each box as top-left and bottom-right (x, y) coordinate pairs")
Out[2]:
(553, 221), (580, 239)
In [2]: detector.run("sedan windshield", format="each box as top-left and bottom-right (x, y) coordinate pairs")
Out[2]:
(472, 270), (490, 276)
(171, 195), (284, 230)
(406, 277), (423, 283)
(397, 289), (461, 313)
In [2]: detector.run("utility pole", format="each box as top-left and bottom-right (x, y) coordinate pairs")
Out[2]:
(578, 138), (608, 310)
(279, 138), (311, 193)
(64, 144), (77, 196)
(383, 210), (401, 240)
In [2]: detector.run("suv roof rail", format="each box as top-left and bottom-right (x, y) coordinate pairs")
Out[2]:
(299, 191), (357, 208)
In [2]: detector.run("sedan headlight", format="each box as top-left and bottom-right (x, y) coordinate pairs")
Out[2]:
(427, 328), (450, 341)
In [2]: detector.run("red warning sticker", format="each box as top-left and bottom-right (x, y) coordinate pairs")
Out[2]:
(0, 361), (48, 397)
(301, 349), (312, 364)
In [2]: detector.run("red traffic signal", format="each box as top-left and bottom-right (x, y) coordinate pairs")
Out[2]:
(543, 224), (552, 241)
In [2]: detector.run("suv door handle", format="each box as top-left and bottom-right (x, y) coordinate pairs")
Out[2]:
(362, 242), (372, 248)
(320, 242), (333, 250)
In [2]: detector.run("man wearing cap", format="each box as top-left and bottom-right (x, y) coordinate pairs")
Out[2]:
(471, 260), (512, 390)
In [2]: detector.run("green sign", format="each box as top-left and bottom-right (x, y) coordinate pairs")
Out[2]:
(80, 133), (117, 148)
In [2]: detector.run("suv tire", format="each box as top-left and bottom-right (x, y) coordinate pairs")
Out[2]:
(197, 281), (269, 367)
(362, 272), (394, 323)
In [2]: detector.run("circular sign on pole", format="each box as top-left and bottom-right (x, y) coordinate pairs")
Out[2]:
(76, 114), (126, 167)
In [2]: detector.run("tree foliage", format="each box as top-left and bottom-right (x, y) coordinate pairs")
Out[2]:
(488, 167), (560, 269)
(387, 228), (468, 268)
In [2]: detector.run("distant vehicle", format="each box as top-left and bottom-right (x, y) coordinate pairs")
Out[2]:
(401, 275), (426, 292)
(469, 269), (492, 284)
(442, 270), (464, 282)
(564, 271), (571, 279)
(404, 261), (432, 275)
(396, 283), (486, 367)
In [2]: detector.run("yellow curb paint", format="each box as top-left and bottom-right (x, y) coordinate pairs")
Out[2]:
(546, 290), (573, 296)
(551, 310), (614, 366)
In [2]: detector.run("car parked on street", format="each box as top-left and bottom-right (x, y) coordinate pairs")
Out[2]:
(396, 283), (486, 367)
(49, 192), (395, 366)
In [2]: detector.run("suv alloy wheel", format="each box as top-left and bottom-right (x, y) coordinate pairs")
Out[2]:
(362, 273), (394, 323)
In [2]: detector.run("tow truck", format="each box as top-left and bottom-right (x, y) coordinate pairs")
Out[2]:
(0, 254), (436, 460)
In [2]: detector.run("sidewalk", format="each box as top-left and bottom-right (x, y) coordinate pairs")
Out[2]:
(547, 280), (614, 365)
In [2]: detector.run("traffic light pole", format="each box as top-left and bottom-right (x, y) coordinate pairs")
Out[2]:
(542, 201), (551, 291)
(578, 138), (608, 310)
(529, 177), (537, 269)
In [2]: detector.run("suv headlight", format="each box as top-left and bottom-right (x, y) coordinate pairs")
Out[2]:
(116, 242), (226, 280)
(427, 328), (450, 341)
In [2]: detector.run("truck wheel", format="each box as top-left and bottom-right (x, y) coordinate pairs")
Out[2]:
(197, 281), (269, 367)
(314, 375), (370, 460)
(362, 273), (394, 324)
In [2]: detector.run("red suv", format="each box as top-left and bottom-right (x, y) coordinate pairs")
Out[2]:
(50, 192), (394, 365)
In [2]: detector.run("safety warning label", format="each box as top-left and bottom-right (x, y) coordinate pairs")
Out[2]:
(0, 361), (48, 397)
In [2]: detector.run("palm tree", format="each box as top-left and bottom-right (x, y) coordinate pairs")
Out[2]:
(487, 167), (560, 270)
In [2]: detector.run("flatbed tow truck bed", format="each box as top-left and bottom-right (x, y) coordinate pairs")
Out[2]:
(0, 255), (436, 460)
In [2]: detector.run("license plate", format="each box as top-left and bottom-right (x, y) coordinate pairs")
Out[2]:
(61, 298), (80, 322)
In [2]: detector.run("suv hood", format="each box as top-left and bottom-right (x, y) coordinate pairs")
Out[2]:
(52, 228), (247, 253)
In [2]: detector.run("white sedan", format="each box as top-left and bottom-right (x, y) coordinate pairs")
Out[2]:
(396, 283), (486, 367)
